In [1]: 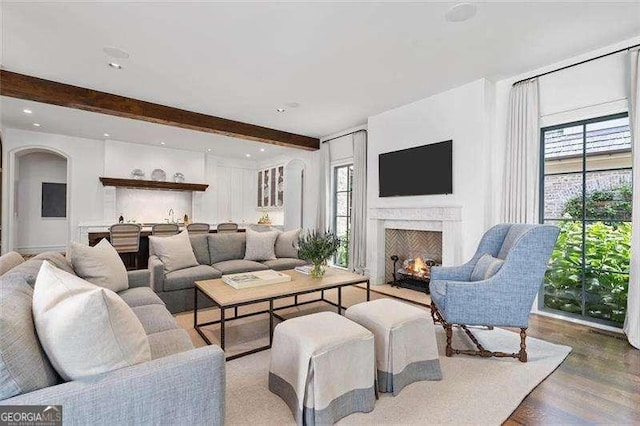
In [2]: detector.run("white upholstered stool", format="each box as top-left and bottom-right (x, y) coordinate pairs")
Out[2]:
(346, 298), (442, 396)
(269, 311), (376, 426)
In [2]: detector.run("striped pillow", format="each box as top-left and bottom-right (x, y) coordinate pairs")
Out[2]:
(470, 253), (504, 281)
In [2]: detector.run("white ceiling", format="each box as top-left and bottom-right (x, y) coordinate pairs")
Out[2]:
(1, 1), (640, 142)
(0, 96), (298, 159)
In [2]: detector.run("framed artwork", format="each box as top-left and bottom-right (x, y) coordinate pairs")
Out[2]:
(42, 182), (67, 218)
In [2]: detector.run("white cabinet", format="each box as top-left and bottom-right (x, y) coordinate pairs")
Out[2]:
(257, 165), (284, 208)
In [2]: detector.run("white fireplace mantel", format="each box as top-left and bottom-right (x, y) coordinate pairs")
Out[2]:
(369, 206), (462, 222)
(367, 206), (463, 285)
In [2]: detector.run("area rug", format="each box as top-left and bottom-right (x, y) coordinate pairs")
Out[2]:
(175, 288), (571, 425)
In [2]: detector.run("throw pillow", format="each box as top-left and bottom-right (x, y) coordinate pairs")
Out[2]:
(0, 273), (60, 399)
(68, 239), (128, 292)
(149, 230), (199, 273)
(244, 229), (279, 261)
(470, 253), (504, 281)
(33, 261), (151, 381)
(275, 228), (301, 259)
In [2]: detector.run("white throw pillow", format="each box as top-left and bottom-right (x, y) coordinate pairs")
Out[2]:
(149, 230), (199, 273)
(33, 261), (151, 381)
(68, 239), (129, 292)
(244, 229), (279, 261)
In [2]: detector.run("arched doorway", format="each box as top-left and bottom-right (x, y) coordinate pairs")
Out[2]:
(8, 148), (70, 255)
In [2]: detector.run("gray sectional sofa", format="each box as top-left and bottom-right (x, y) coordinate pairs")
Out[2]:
(0, 252), (225, 425)
(150, 232), (307, 313)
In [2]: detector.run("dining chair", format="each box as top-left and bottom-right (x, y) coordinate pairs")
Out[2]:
(187, 223), (210, 235)
(109, 223), (142, 270)
(216, 222), (239, 233)
(152, 223), (180, 236)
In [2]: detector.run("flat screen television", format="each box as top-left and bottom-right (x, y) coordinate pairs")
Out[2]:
(379, 140), (452, 197)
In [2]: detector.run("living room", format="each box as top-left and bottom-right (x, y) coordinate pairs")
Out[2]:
(0, 2), (638, 425)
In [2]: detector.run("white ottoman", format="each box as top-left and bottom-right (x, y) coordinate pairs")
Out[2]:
(269, 311), (376, 426)
(346, 299), (442, 396)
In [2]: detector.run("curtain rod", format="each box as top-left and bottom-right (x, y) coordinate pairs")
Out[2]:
(512, 43), (640, 86)
(321, 128), (367, 144)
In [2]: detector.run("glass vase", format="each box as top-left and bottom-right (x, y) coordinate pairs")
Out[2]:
(310, 262), (326, 278)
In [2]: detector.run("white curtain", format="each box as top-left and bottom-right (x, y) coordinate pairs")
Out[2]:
(501, 79), (540, 223)
(316, 142), (331, 233)
(349, 131), (367, 273)
(625, 49), (640, 349)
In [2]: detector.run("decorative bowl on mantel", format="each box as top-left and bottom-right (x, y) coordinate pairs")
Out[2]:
(151, 169), (167, 182)
(130, 169), (145, 180)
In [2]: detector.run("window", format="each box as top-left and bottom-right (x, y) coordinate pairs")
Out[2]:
(540, 113), (632, 327)
(332, 164), (353, 268)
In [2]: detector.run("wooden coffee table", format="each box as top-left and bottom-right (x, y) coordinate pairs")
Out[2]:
(194, 267), (370, 360)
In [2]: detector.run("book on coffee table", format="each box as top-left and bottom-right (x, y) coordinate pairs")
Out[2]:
(222, 270), (292, 289)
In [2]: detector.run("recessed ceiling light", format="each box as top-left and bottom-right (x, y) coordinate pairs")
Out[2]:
(260, 148), (265, 152)
(32, 123), (41, 127)
(445, 3), (477, 22)
(103, 46), (130, 59)
(108, 62), (123, 69)
(245, 154), (251, 158)
(23, 109), (33, 114)
(160, 141), (165, 145)
(104, 133), (110, 137)
(207, 148), (212, 152)
(276, 108), (285, 113)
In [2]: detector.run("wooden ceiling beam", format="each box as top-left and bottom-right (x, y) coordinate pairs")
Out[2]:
(0, 70), (319, 150)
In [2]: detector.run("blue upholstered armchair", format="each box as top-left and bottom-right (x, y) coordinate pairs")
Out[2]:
(429, 224), (559, 362)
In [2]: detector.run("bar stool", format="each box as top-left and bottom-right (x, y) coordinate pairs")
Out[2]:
(187, 223), (210, 235)
(216, 222), (238, 233)
(109, 223), (142, 270)
(151, 223), (179, 236)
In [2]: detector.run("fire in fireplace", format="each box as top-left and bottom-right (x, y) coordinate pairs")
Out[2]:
(390, 255), (440, 293)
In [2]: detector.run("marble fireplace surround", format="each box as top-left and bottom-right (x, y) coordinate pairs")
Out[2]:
(368, 206), (462, 285)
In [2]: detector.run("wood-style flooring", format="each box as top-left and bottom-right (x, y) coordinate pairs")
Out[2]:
(367, 284), (640, 425)
(506, 314), (639, 425)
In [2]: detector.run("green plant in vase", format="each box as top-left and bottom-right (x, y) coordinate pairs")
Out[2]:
(297, 230), (341, 278)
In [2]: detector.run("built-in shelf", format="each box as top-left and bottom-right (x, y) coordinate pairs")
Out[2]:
(99, 177), (209, 192)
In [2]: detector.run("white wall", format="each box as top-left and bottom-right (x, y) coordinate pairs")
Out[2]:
(2, 129), (105, 253)
(115, 188), (192, 224)
(104, 140), (206, 182)
(16, 151), (68, 253)
(367, 79), (496, 268)
(199, 155), (258, 225)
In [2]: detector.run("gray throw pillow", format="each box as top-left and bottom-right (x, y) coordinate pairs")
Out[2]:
(0, 273), (60, 399)
(150, 230), (199, 273)
(244, 229), (279, 261)
(470, 253), (504, 281)
(68, 239), (129, 292)
(275, 229), (301, 259)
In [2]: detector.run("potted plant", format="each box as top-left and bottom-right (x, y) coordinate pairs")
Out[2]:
(297, 230), (341, 278)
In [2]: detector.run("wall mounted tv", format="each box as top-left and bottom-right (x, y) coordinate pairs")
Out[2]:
(379, 140), (452, 197)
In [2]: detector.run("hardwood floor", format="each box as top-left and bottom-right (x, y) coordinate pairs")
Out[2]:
(365, 283), (639, 424)
(505, 314), (640, 425)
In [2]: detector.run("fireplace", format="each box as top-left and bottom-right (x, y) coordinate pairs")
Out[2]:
(367, 206), (463, 285)
(385, 229), (442, 293)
